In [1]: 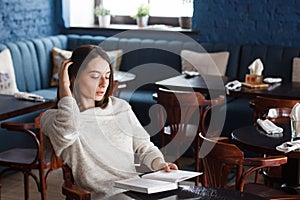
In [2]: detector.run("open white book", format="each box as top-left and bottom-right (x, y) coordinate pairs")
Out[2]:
(114, 170), (202, 194)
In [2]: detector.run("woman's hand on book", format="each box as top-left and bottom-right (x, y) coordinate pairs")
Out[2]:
(152, 158), (178, 172)
(161, 163), (178, 172)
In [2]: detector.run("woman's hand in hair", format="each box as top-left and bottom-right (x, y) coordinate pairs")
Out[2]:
(59, 59), (73, 99)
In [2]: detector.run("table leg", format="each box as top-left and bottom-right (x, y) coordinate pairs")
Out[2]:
(281, 158), (300, 194)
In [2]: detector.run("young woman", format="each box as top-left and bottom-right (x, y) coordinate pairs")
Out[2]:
(40, 45), (177, 198)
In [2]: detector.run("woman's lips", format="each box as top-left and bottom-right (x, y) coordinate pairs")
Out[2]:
(96, 91), (104, 96)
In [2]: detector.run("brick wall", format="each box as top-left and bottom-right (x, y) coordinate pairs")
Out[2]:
(193, 0), (300, 47)
(0, 0), (62, 43)
(1, 0), (300, 47)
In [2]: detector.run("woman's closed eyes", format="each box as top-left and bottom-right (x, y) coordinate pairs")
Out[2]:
(90, 73), (100, 79)
(89, 71), (110, 80)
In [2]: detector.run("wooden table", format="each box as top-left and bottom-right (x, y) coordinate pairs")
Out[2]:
(231, 123), (300, 193)
(156, 74), (300, 99)
(0, 94), (55, 121)
(104, 185), (265, 200)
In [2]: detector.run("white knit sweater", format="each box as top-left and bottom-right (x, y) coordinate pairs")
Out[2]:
(41, 96), (164, 198)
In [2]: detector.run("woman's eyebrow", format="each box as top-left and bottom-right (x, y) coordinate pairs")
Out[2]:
(89, 70), (110, 74)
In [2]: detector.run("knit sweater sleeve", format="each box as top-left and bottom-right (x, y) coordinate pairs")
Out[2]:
(127, 108), (165, 170)
(41, 96), (80, 157)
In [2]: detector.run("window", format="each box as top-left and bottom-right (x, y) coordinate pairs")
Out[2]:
(68, 0), (193, 27)
(103, 0), (193, 17)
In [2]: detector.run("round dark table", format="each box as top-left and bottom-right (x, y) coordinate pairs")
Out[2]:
(231, 123), (300, 159)
(104, 185), (265, 200)
(231, 123), (291, 156)
(232, 123), (300, 193)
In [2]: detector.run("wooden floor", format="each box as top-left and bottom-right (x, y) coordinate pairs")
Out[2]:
(1, 169), (64, 200)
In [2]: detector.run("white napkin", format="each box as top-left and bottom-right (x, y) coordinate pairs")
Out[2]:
(14, 92), (45, 102)
(276, 140), (300, 153)
(290, 103), (300, 121)
(263, 77), (282, 84)
(248, 58), (264, 75)
(182, 71), (200, 78)
(257, 119), (283, 134)
(225, 80), (242, 90)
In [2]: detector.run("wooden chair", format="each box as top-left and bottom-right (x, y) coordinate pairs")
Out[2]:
(249, 96), (300, 186)
(250, 96), (300, 123)
(112, 80), (120, 97)
(198, 133), (300, 199)
(156, 87), (225, 185)
(0, 113), (62, 200)
(61, 164), (91, 200)
(0, 113), (91, 200)
(112, 80), (129, 97)
(61, 163), (153, 199)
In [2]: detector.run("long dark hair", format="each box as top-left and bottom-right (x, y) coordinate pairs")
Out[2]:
(56, 45), (114, 108)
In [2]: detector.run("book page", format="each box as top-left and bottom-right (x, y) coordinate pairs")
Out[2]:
(114, 177), (178, 194)
(141, 170), (202, 183)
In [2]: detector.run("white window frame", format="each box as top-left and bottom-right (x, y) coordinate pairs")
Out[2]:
(103, 0), (193, 18)
(67, 0), (193, 27)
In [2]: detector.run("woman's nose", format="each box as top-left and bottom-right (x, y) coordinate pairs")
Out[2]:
(98, 76), (107, 87)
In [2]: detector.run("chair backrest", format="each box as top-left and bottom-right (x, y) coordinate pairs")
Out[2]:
(35, 113), (63, 170)
(112, 80), (119, 96)
(61, 163), (91, 200)
(199, 133), (244, 189)
(199, 133), (288, 194)
(62, 164), (75, 187)
(157, 87), (224, 138)
(250, 96), (300, 123)
(157, 88), (209, 138)
(0, 112), (62, 200)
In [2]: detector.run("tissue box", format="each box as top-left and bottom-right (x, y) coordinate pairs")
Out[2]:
(245, 74), (263, 84)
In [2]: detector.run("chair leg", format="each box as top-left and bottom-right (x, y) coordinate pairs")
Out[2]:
(195, 149), (199, 186)
(39, 167), (47, 200)
(254, 169), (260, 183)
(195, 142), (207, 186)
(0, 175), (2, 200)
(24, 173), (30, 200)
(194, 139), (203, 186)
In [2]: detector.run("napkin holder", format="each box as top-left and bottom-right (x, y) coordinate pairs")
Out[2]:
(245, 74), (263, 85)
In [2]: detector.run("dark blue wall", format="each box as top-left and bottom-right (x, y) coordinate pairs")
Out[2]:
(193, 0), (300, 47)
(0, 0), (62, 43)
(1, 0), (300, 48)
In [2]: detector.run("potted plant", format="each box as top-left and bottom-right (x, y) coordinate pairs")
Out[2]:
(179, 0), (193, 29)
(132, 4), (150, 27)
(94, 5), (111, 28)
